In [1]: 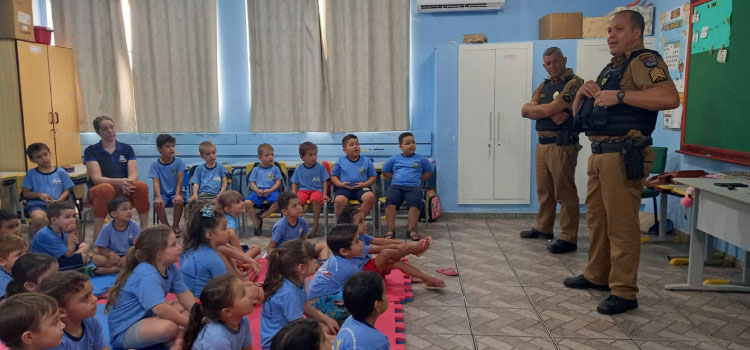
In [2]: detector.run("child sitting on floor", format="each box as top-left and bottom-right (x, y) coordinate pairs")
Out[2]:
(182, 275), (263, 350)
(30, 201), (90, 271)
(260, 240), (339, 350)
(5, 253), (58, 297)
(39, 271), (108, 350)
(0, 209), (23, 237)
(218, 190), (262, 258)
(105, 225), (197, 350)
(149, 134), (187, 236)
(290, 141), (330, 237)
(91, 197), (140, 275)
(181, 202), (260, 297)
(382, 132), (434, 241)
(0, 235), (28, 301)
(0, 293), (65, 350)
(334, 271), (390, 350)
(245, 143), (283, 236)
(268, 192), (329, 258)
(22, 143), (75, 236)
(189, 141), (228, 204)
(271, 318), (335, 350)
(338, 206), (444, 288)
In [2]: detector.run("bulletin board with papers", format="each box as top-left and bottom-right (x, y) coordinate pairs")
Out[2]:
(679, 0), (750, 165)
(659, 2), (690, 129)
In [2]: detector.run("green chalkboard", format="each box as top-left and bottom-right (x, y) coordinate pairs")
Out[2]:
(681, 0), (750, 165)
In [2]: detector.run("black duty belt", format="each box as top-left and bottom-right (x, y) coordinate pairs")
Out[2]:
(538, 136), (557, 144)
(590, 136), (653, 154)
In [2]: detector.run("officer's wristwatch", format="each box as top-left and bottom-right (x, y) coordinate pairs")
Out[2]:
(617, 90), (625, 104)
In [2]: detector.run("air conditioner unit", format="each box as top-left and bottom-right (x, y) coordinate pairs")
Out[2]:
(417, 0), (505, 13)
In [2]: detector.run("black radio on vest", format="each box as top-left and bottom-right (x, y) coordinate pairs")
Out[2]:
(575, 49), (660, 137)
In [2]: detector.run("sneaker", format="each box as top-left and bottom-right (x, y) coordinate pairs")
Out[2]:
(547, 239), (577, 254)
(254, 218), (263, 236)
(519, 228), (553, 240)
(563, 274), (610, 291)
(596, 295), (638, 315)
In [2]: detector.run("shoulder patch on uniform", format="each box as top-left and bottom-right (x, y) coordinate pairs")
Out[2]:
(649, 68), (668, 83)
(641, 55), (658, 68)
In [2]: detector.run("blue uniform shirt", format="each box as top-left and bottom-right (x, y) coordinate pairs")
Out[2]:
(332, 156), (376, 185)
(382, 153), (433, 187)
(307, 247), (370, 300)
(148, 157), (187, 197)
(83, 141), (136, 187)
(107, 263), (188, 348)
(30, 226), (68, 257)
(260, 278), (306, 350)
(249, 164), (282, 190)
(226, 214), (239, 233)
(180, 245), (227, 297)
(271, 216), (309, 246)
(192, 316), (252, 350)
(334, 316), (390, 350)
(290, 162), (329, 191)
(21, 167), (74, 209)
(49, 317), (108, 350)
(94, 220), (140, 256)
(0, 268), (11, 300)
(191, 164), (228, 195)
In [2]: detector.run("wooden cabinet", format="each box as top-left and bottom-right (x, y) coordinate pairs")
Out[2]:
(457, 43), (533, 204)
(0, 39), (81, 171)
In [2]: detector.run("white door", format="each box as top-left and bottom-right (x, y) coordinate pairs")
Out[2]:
(575, 38), (655, 201)
(493, 44), (533, 204)
(458, 48), (496, 203)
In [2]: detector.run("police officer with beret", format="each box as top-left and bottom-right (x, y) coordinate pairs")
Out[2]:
(563, 10), (679, 315)
(520, 47), (584, 254)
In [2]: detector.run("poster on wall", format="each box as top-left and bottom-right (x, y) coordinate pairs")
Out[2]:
(659, 2), (689, 129)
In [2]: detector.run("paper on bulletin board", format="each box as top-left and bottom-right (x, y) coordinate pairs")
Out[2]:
(690, 0), (732, 54)
(659, 2), (690, 92)
(663, 104), (683, 129)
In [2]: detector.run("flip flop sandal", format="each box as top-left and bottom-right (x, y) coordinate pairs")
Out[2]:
(409, 231), (421, 241)
(384, 231), (395, 239)
(436, 267), (459, 276)
(416, 237), (432, 256)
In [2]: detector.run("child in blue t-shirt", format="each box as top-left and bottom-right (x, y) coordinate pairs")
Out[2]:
(105, 225), (197, 349)
(180, 202), (260, 297)
(182, 275), (263, 350)
(91, 197), (141, 276)
(383, 132), (434, 241)
(260, 240), (339, 350)
(0, 293), (65, 349)
(218, 190), (262, 258)
(271, 318), (335, 350)
(22, 143), (75, 236)
(39, 271), (108, 350)
(0, 235), (27, 301)
(335, 271), (390, 350)
(189, 141), (228, 203)
(268, 192), (329, 259)
(291, 142), (330, 237)
(149, 134), (187, 236)
(30, 201), (90, 270)
(245, 143), (283, 236)
(331, 134), (377, 218)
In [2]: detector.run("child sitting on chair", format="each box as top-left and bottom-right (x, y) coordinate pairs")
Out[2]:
(383, 132), (434, 241)
(189, 141), (228, 204)
(22, 143), (75, 236)
(331, 134), (376, 218)
(90, 197), (140, 275)
(290, 142), (330, 237)
(30, 201), (90, 271)
(148, 134), (187, 236)
(245, 143), (283, 236)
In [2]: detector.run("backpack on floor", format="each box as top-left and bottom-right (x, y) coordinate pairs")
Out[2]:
(425, 189), (441, 222)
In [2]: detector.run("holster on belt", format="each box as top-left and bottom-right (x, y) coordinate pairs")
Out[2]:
(622, 137), (652, 180)
(555, 129), (578, 146)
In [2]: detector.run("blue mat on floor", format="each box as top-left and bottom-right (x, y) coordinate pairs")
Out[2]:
(91, 273), (118, 296)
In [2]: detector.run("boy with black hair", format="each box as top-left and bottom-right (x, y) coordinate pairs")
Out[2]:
(39, 271), (108, 350)
(335, 271), (390, 350)
(22, 143), (75, 236)
(148, 133), (187, 235)
(0, 293), (65, 350)
(268, 192), (328, 258)
(30, 201), (90, 270)
(0, 209), (22, 237)
(331, 134), (377, 217)
(90, 197), (140, 275)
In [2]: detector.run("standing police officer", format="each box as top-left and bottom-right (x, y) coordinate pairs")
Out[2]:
(520, 47), (583, 254)
(564, 10), (679, 315)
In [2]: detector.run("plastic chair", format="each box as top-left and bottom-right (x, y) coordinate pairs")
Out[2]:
(241, 161), (288, 233)
(641, 147), (670, 234)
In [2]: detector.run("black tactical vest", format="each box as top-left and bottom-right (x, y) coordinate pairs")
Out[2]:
(536, 75), (575, 131)
(576, 49), (660, 136)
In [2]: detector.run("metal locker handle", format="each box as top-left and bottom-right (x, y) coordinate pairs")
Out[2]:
(54, 112), (59, 124)
(488, 112), (493, 153)
(496, 112), (502, 146)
